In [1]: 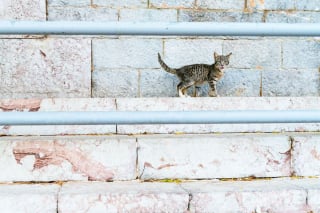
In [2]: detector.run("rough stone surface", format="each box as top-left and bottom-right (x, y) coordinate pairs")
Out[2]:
(117, 97), (320, 134)
(138, 134), (291, 179)
(119, 9), (177, 21)
(246, 0), (295, 10)
(48, 7), (119, 21)
(48, 0), (90, 6)
(0, 0), (46, 20)
(308, 189), (320, 212)
(92, 69), (139, 98)
(283, 40), (320, 69)
(182, 179), (313, 212)
(59, 182), (189, 212)
(295, 0), (320, 11)
(197, 0), (244, 10)
(140, 69), (179, 97)
(262, 70), (320, 96)
(93, 38), (162, 69)
(0, 184), (59, 213)
(0, 136), (136, 182)
(149, 0), (195, 8)
(93, 0), (148, 8)
(163, 39), (223, 68)
(266, 11), (320, 23)
(179, 10), (263, 22)
(223, 39), (282, 69)
(0, 98), (116, 136)
(292, 135), (320, 176)
(0, 39), (91, 98)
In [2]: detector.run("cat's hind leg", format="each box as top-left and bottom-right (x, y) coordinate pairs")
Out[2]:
(177, 81), (194, 98)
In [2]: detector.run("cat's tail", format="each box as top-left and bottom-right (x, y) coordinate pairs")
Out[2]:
(158, 53), (177, 75)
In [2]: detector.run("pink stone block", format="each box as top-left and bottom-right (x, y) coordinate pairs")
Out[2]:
(58, 182), (189, 213)
(0, 0), (46, 20)
(182, 179), (311, 213)
(292, 135), (320, 176)
(0, 98), (116, 135)
(0, 136), (136, 181)
(0, 184), (59, 213)
(138, 134), (291, 179)
(117, 97), (320, 134)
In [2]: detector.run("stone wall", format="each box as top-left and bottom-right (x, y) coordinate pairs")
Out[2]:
(0, 0), (319, 98)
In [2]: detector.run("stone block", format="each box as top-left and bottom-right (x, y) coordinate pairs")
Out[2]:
(116, 97), (320, 134)
(0, 184), (59, 213)
(0, 0), (46, 20)
(179, 10), (263, 22)
(48, 0), (90, 6)
(296, 0), (320, 11)
(262, 70), (319, 96)
(0, 98), (116, 135)
(48, 7), (118, 21)
(308, 189), (320, 212)
(137, 134), (291, 179)
(163, 39), (223, 68)
(246, 0), (295, 10)
(292, 135), (320, 176)
(93, 0), (148, 8)
(283, 40), (320, 69)
(92, 69), (139, 98)
(93, 38), (162, 69)
(140, 69), (179, 97)
(217, 69), (261, 97)
(197, 0), (244, 10)
(0, 39), (91, 98)
(266, 11), (320, 23)
(149, 0), (195, 8)
(223, 39), (282, 69)
(0, 136), (136, 181)
(182, 179), (311, 212)
(58, 182), (189, 212)
(119, 9), (177, 21)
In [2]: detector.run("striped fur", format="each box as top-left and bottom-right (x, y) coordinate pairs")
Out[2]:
(158, 52), (232, 97)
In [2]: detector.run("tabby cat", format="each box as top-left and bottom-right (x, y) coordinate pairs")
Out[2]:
(158, 52), (232, 97)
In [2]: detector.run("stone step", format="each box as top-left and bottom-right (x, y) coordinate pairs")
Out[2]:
(1, 97), (320, 135)
(1, 179), (319, 213)
(1, 133), (320, 182)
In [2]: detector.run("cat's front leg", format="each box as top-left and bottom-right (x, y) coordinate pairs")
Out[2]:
(208, 80), (219, 97)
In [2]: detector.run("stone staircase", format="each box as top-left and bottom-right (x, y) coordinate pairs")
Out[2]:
(1, 97), (320, 212)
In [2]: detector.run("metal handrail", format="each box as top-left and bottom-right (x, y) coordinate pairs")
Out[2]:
(0, 110), (320, 125)
(0, 21), (320, 36)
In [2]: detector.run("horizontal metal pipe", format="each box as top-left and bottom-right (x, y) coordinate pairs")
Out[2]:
(0, 110), (320, 125)
(0, 21), (320, 36)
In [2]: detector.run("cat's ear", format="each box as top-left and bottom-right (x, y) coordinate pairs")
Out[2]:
(226, 52), (232, 58)
(214, 52), (218, 59)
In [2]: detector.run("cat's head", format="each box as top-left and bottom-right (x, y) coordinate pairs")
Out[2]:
(214, 52), (232, 71)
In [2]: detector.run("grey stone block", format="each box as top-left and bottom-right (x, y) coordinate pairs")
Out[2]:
(0, 39), (91, 98)
(0, 0), (46, 20)
(262, 70), (320, 96)
(295, 0), (320, 11)
(266, 11), (320, 23)
(93, 38), (162, 69)
(119, 9), (177, 21)
(246, 0), (295, 10)
(197, 0), (244, 10)
(283, 40), (320, 69)
(223, 39), (282, 69)
(163, 39), (223, 68)
(92, 69), (139, 98)
(93, 0), (148, 8)
(140, 69), (179, 97)
(48, 7), (118, 21)
(150, 0), (195, 8)
(179, 10), (263, 22)
(48, 0), (90, 6)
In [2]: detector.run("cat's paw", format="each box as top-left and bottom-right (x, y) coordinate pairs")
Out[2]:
(208, 91), (218, 97)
